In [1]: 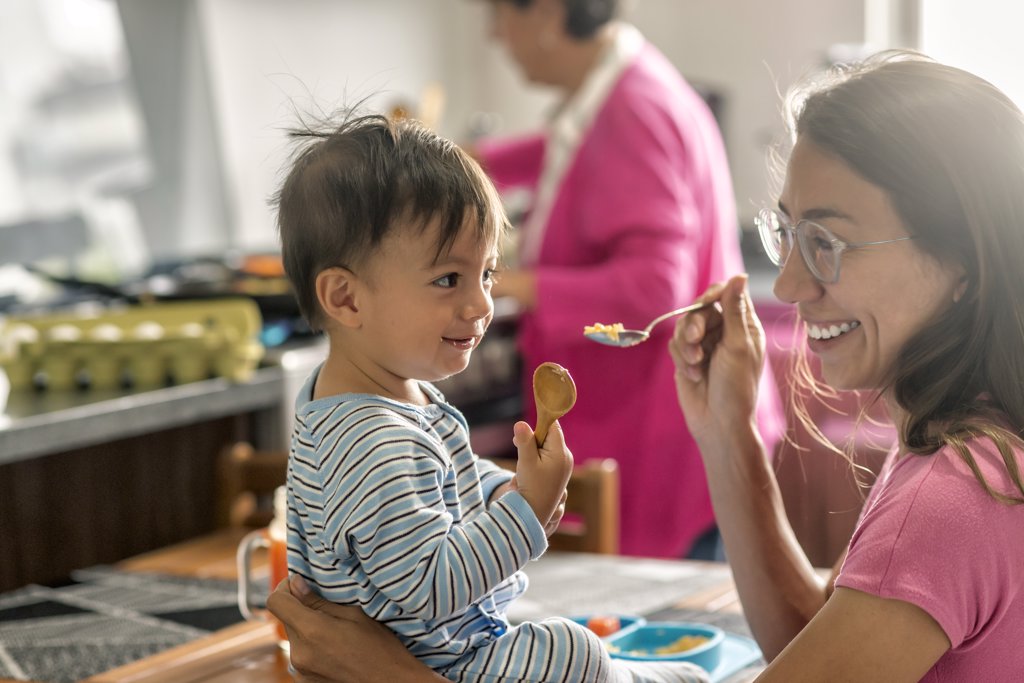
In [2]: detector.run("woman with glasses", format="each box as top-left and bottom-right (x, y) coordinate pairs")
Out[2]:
(673, 51), (1024, 680)
(266, 51), (1024, 682)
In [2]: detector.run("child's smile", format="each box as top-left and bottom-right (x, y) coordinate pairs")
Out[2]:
(442, 334), (483, 351)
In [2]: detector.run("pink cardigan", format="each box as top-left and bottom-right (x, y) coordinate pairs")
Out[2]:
(479, 42), (784, 557)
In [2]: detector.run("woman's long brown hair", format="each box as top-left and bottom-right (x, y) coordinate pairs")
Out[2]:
(781, 51), (1024, 504)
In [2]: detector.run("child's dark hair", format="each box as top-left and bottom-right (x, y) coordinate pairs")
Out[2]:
(272, 113), (508, 331)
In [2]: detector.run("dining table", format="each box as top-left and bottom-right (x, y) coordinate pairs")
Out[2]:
(10, 527), (762, 683)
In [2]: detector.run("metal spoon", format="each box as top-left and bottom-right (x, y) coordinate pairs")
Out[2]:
(583, 300), (716, 348)
(533, 362), (577, 446)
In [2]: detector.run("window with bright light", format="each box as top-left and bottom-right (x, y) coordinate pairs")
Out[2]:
(919, 0), (1024, 109)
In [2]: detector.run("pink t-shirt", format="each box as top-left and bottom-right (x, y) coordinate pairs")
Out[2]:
(836, 436), (1024, 681)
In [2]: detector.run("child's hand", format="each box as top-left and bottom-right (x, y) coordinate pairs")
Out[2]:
(488, 476), (564, 537)
(512, 420), (572, 533)
(544, 488), (567, 537)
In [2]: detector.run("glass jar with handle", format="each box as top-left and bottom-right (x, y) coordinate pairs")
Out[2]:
(236, 485), (290, 652)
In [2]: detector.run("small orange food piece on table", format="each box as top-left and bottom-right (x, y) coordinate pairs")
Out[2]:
(586, 615), (622, 637)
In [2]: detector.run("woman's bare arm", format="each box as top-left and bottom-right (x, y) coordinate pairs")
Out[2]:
(700, 424), (830, 660)
(756, 587), (949, 681)
(670, 276), (831, 659)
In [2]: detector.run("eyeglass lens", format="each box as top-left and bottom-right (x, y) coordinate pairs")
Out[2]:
(757, 210), (787, 264)
(758, 210), (838, 283)
(800, 221), (840, 281)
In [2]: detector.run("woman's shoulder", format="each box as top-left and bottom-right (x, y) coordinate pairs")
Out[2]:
(839, 432), (1024, 657)
(592, 50), (724, 173)
(850, 433), (1024, 562)
(609, 44), (714, 121)
(843, 432), (1023, 573)
(909, 431), (1024, 502)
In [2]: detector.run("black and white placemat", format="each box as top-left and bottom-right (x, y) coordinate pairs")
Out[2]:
(0, 566), (256, 682)
(0, 555), (758, 683)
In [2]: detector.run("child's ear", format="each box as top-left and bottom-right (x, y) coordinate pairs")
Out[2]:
(316, 267), (362, 328)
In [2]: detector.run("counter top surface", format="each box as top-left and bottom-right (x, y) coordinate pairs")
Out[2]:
(0, 365), (284, 466)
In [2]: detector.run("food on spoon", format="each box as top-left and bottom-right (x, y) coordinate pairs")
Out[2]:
(585, 615), (622, 637)
(583, 322), (625, 341)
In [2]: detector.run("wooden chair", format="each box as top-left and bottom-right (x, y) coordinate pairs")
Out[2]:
(493, 457), (620, 555)
(550, 459), (620, 554)
(217, 442), (621, 555)
(215, 442), (288, 528)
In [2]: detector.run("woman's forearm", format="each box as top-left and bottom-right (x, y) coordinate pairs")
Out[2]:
(700, 425), (828, 660)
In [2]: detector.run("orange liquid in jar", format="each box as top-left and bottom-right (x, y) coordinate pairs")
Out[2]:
(268, 533), (289, 644)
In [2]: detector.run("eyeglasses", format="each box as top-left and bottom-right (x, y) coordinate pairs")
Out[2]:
(755, 208), (915, 284)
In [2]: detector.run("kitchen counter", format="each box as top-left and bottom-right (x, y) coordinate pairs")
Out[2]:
(0, 356), (298, 592)
(0, 366), (284, 466)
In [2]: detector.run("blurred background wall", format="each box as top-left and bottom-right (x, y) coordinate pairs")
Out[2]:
(0, 0), (1021, 286)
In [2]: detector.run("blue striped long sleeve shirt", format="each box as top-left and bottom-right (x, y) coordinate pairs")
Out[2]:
(286, 370), (548, 670)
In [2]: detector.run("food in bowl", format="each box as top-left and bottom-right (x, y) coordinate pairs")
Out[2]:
(604, 622), (724, 671)
(607, 633), (709, 656)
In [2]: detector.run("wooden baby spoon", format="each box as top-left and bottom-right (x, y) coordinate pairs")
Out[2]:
(533, 362), (577, 446)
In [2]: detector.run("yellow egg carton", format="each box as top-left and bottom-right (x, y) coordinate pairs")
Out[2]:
(0, 298), (264, 391)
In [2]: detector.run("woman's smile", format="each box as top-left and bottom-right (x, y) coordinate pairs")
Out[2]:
(804, 320), (862, 364)
(805, 320), (860, 341)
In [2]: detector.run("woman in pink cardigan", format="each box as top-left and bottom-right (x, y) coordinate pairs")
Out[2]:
(478, 0), (784, 558)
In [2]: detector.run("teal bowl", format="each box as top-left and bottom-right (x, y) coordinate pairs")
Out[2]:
(605, 622), (725, 672)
